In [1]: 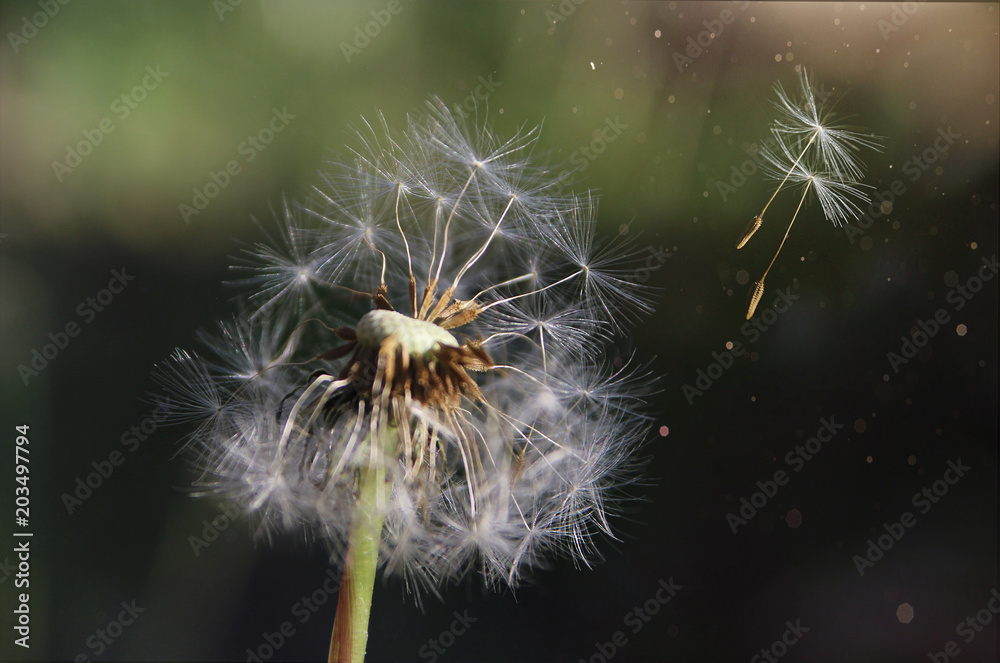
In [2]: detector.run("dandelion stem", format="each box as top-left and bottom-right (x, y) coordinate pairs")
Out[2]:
(478, 269), (584, 313)
(747, 179), (811, 319)
(450, 194), (516, 290)
(761, 180), (811, 282)
(470, 273), (537, 301)
(433, 168), (479, 287)
(329, 432), (395, 663)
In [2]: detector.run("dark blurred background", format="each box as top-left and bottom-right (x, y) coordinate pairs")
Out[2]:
(1, 2), (997, 662)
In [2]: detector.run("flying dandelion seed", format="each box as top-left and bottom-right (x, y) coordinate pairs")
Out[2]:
(155, 98), (653, 663)
(737, 67), (882, 319)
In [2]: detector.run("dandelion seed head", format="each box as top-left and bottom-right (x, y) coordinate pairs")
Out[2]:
(157, 97), (651, 596)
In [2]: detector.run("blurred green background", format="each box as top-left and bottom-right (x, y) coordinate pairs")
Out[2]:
(1, 2), (997, 661)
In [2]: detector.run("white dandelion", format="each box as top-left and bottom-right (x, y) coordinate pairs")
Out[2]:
(156, 97), (651, 663)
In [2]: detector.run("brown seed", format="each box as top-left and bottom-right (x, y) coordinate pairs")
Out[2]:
(736, 215), (763, 249)
(745, 280), (765, 319)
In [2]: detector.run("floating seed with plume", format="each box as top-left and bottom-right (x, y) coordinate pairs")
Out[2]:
(737, 67), (882, 318)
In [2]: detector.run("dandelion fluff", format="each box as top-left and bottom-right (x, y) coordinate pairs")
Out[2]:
(156, 97), (651, 600)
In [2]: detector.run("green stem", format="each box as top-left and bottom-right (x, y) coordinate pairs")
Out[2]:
(329, 434), (394, 663)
